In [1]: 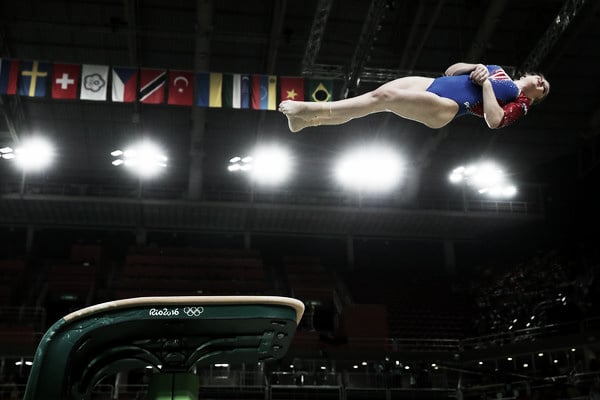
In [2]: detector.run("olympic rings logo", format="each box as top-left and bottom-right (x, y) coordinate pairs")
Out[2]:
(183, 306), (204, 317)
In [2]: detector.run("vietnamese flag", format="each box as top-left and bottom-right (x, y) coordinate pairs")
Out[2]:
(52, 63), (79, 99)
(280, 77), (304, 102)
(168, 70), (194, 106)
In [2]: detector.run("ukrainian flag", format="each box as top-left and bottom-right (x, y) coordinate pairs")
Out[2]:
(196, 72), (222, 108)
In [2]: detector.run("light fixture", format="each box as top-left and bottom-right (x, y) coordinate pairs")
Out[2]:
(227, 145), (292, 185)
(251, 145), (291, 185)
(228, 155), (253, 172)
(334, 145), (403, 192)
(3, 137), (55, 171)
(449, 161), (517, 198)
(111, 140), (167, 178)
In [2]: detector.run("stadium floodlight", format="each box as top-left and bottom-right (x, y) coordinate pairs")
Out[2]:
(334, 145), (403, 192)
(228, 155), (253, 172)
(111, 140), (167, 178)
(227, 145), (292, 185)
(449, 161), (517, 198)
(2, 137), (55, 171)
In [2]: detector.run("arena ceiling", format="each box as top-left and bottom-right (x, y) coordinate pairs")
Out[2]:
(0, 0), (598, 239)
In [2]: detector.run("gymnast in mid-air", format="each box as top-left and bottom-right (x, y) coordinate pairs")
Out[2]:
(279, 63), (550, 132)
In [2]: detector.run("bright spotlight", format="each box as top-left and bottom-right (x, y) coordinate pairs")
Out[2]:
(251, 145), (292, 185)
(449, 172), (463, 183)
(335, 146), (403, 192)
(228, 146), (292, 185)
(11, 137), (55, 171)
(111, 140), (168, 178)
(449, 161), (517, 198)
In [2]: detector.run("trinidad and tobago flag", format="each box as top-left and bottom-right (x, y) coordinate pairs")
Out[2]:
(139, 69), (166, 104)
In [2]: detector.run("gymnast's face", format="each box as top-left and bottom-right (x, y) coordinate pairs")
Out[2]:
(520, 74), (550, 102)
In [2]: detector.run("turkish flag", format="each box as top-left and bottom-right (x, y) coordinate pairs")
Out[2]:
(280, 77), (304, 102)
(168, 70), (194, 106)
(52, 63), (79, 99)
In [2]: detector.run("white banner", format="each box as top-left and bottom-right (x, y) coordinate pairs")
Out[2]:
(80, 64), (109, 101)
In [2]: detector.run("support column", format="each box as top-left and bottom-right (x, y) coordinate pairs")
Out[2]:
(583, 345), (596, 371)
(346, 234), (354, 269)
(187, 0), (212, 200)
(26, 225), (35, 255)
(443, 239), (455, 274)
(135, 227), (147, 246)
(244, 231), (252, 249)
(148, 373), (199, 400)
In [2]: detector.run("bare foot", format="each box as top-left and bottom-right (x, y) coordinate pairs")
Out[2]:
(286, 115), (312, 133)
(279, 100), (310, 118)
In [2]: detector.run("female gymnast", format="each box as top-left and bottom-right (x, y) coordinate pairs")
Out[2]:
(278, 63), (550, 132)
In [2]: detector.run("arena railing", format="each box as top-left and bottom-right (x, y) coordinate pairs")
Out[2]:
(0, 180), (540, 215)
(0, 306), (47, 332)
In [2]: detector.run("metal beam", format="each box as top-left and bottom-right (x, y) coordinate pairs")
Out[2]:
(396, 2), (426, 72)
(122, 0), (141, 128)
(266, 0), (287, 74)
(188, 0), (212, 201)
(254, 0), (287, 161)
(464, 0), (508, 63)
(301, 0), (334, 75)
(543, 0), (600, 75)
(518, 0), (588, 75)
(123, 0), (139, 66)
(341, 0), (390, 98)
(402, 0), (446, 73)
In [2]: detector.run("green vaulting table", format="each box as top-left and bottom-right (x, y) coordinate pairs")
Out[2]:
(23, 296), (305, 400)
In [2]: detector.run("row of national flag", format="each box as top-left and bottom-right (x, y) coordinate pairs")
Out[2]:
(0, 59), (334, 109)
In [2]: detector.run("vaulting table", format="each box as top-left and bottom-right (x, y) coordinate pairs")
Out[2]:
(23, 296), (305, 400)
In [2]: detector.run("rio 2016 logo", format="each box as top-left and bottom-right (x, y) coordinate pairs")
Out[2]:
(149, 307), (180, 317)
(148, 307), (205, 317)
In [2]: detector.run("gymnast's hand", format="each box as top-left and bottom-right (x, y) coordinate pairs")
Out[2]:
(469, 64), (489, 85)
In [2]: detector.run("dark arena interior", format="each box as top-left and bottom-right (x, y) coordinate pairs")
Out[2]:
(1, 0), (600, 399)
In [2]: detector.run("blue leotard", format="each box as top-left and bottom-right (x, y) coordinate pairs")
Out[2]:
(426, 65), (521, 118)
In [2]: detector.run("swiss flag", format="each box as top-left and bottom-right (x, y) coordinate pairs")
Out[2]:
(168, 70), (194, 106)
(280, 77), (304, 102)
(52, 63), (79, 99)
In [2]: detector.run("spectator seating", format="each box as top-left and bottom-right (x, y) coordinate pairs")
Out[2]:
(111, 247), (272, 299)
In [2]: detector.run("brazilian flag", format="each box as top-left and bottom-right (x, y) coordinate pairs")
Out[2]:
(307, 79), (333, 102)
